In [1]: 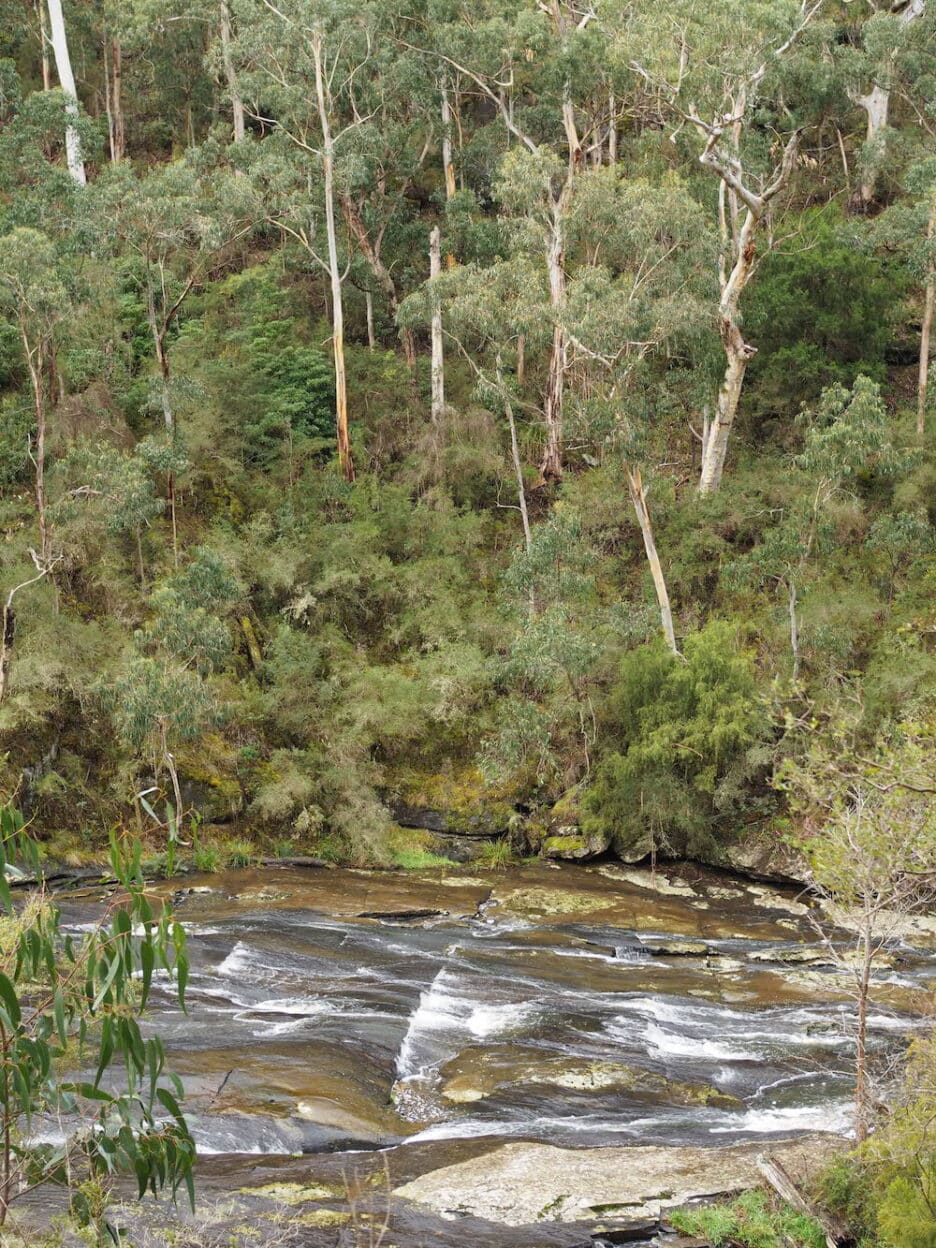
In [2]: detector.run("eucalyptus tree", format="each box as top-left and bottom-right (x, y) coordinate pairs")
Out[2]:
(95, 160), (254, 557)
(423, 0), (607, 480)
(618, 0), (828, 493)
(841, 0), (929, 209)
(45, 0), (86, 183)
(0, 228), (71, 564)
(233, 0), (380, 483)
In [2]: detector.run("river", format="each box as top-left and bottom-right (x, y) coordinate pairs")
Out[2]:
(51, 859), (932, 1246)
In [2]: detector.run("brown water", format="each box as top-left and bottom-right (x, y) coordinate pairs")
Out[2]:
(49, 860), (933, 1245)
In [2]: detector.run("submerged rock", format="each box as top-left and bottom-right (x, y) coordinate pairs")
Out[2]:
(439, 1050), (741, 1110)
(639, 938), (710, 957)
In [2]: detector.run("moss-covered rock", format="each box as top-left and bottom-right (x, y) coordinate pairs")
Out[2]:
(387, 766), (515, 838)
(542, 831), (609, 860)
(176, 733), (244, 823)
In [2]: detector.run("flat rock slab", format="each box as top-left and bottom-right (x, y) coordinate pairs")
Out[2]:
(394, 1138), (841, 1227)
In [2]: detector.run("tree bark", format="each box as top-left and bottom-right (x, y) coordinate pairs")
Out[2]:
(854, 935), (873, 1144)
(46, 0), (86, 185)
(853, 83), (889, 207)
(313, 33), (354, 483)
(220, 0), (245, 143)
(429, 226), (445, 424)
(625, 466), (679, 657)
(365, 290), (375, 350)
(111, 38), (124, 160)
(441, 77), (457, 203)
(20, 327), (50, 563)
(699, 209), (759, 494)
(918, 206), (934, 437)
(37, 0), (50, 91)
(496, 354), (533, 604)
(541, 195), (568, 482)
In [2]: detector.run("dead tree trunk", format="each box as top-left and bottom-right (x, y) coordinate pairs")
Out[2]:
(625, 466), (679, 657)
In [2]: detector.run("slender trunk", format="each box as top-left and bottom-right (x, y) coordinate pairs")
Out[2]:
(699, 210), (759, 495)
(341, 195), (415, 366)
(441, 77), (457, 202)
(0, 599), (12, 706)
(788, 577), (800, 680)
(918, 208), (934, 437)
(37, 0), (50, 90)
(103, 35), (115, 162)
(498, 357), (531, 556)
(365, 290), (375, 350)
(313, 34), (354, 483)
(46, 0), (86, 185)
(220, 1), (245, 143)
(144, 278), (179, 564)
(854, 936), (873, 1145)
(626, 466), (679, 657)
(111, 38), (124, 160)
(429, 226), (445, 424)
(21, 330), (49, 563)
(607, 91), (617, 164)
(441, 77), (458, 268)
(542, 195), (568, 481)
(516, 333), (525, 386)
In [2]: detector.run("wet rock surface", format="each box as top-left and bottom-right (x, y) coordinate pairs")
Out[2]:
(39, 859), (933, 1246)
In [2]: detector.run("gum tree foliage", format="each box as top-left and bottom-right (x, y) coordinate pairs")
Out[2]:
(0, 804), (193, 1228)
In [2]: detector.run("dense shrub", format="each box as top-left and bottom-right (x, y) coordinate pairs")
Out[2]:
(582, 621), (769, 858)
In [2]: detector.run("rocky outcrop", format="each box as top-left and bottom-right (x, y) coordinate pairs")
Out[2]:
(394, 1138), (843, 1229)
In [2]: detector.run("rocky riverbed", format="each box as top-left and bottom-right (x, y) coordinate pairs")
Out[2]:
(23, 859), (934, 1246)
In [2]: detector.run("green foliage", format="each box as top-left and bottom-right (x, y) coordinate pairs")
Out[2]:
(583, 622), (767, 855)
(0, 804), (194, 1226)
(744, 209), (904, 423)
(669, 1189), (826, 1248)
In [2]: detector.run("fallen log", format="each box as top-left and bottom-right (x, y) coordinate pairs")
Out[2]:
(757, 1155), (852, 1248)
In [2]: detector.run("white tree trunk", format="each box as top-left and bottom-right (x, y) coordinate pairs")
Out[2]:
(626, 466), (679, 657)
(854, 84), (889, 206)
(312, 33), (354, 483)
(429, 225), (445, 424)
(45, 0), (86, 185)
(497, 356), (531, 556)
(919, 206), (934, 437)
(542, 195), (568, 481)
(699, 209), (759, 494)
(220, 1), (246, 143)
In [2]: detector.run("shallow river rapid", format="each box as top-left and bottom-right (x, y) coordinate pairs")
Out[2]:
(49, 859), (933, 1245)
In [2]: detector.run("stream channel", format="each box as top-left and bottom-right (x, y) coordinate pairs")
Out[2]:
(48, 859), (934, 1246)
